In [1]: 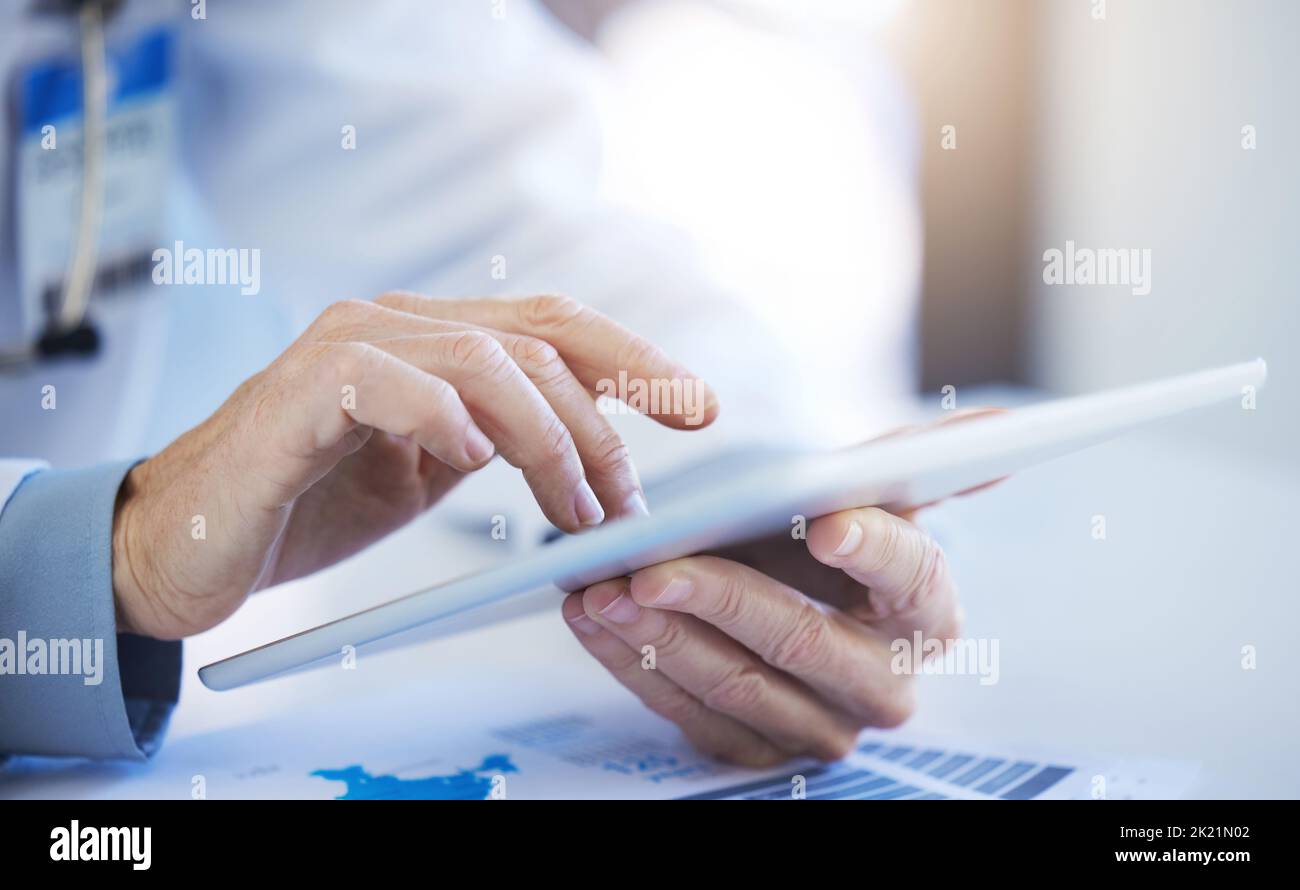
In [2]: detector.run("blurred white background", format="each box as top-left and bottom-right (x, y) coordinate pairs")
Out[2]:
(590, 0), (1299, 465)
(1025, 0), (1298, 465)
(889, 0), (1297, 464)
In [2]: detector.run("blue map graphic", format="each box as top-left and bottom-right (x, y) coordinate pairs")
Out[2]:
(312, 754), (518, 800)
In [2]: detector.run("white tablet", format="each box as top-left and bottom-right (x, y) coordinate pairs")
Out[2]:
(199, 359), (1266, 691)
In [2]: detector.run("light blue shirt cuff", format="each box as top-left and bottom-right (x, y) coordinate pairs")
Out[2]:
(0, 460), (181, 760)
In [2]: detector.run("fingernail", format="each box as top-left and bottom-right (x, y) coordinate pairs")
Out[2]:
(567, 613), (603, 636)
(834, 520), (863, 556)
(465, 426), (495, 463)
(620, 490), (649, 519)
(599, 594), (641, 624)
(573, 480), (605, 527)
(653, 576), (692, 606)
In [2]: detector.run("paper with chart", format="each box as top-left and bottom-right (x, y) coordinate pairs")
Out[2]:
(0, 648), (1197, 800)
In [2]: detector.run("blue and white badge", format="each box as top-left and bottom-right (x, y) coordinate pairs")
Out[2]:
(13, 25), (176, 345)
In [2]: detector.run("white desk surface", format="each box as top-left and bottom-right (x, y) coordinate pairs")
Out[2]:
(3, 388), (1296, 799)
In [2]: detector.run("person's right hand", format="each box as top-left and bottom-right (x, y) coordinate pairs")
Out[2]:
(111, 293), (718, 640)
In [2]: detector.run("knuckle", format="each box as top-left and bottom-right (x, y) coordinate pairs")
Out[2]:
(310, 300), (376, 342)
(586, 426), (632, 476)
(517, 293), (583, 330)
(701, 664), (769, 716)
(705, 571), (749, 629)
(898, 541), (950, 617)
(446, 330), (507, 372)
(321, 342), (371, 387)
(507, 335), (563, 372)
(767, 602), (833, 675)
(645, 616), (691, 663)
(538, 414), (577, 467)
(613, 336), (661, 378)
(641, 686), (706, 727)
(420, 375), (459, 418)
(321, 298), (373, 326)
(861, 509), (903, 574)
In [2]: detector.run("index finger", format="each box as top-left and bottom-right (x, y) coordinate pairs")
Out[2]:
(376, 292), (719, 430)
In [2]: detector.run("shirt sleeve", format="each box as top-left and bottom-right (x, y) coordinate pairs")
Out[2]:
(0, 459), (181, 760)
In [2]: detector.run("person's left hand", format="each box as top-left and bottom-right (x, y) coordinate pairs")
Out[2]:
(562, 500), (962, 767)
